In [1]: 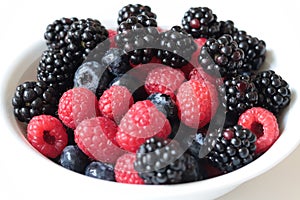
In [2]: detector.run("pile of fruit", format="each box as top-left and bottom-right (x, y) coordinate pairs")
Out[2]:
(12, 4), (291, 184)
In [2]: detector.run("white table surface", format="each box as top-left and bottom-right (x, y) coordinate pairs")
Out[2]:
(1, 0), (300, 199)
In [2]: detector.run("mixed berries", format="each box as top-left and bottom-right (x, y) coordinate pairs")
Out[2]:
(12, 4), (291, 185)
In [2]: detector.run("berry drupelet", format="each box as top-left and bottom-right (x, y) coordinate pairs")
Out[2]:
(117, 4), (157, 25)
(182, 7), (220, 39)
(198, 34), (244, 78)
(218, 74), (259, 126)
(134, 137), (202, 184)
(115, 14), (159, 66)
(156, 26), (197, 68)
(233, 30), (267, 71)
(206, 125), (257, 173)
(253, 70), (291, 115)
(12, 81), (59, 123)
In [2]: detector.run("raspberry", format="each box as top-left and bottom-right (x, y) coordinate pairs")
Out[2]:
(189, 66), (218, 84)
(238, 107), (280, 154)
(116, 100), (171, 152)
(98, 85), (134, 123)
(58, 87), (99, 129)
(27, 115), (68, 158)
(176, 79), (219, 128)
(144, 66), (185, 99)
(74, 116), (125, 164)
(114, 153), (144, 184)
(108, 29), (117, 48)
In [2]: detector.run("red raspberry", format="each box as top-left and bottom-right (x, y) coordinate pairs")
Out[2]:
(114, 153), (144, 184)
(238, 107), (280, 154)
(74, 116), (125, 164)
(116, 100), (171, 152)
(176, 79), (219, 129)
(27, 115), (68, 158)
(98, 85), (134, 123)
(108, 29), (117, 48)
(58, 87), (99, 129)
(189, 66), (219, 84)
(145, 66), (185, 99)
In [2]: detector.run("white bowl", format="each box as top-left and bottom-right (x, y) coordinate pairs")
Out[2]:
(1, 1), (300, 200)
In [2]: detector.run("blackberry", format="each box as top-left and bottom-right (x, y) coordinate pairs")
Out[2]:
(37, 49), (81, 93)
(218, 20), (238, 37)
(253, 70), (291, 115)
(12, 81), (59, 123)
(134, 137), (201, 184)
(44, 17), (79, 50)
(233, 30), (266, 71)
(198, 34), (244, 77)
(147, 93), (180, 138)
(115, 15), (159, 66)
(101, 48), (131, 76)
(85, 161), (115, 181)
(206, 125), (257, 173)
(117, 4), (157, 25)
(59, 145), (91, 174)
(65, 18), (109, 58)
(218, 74), (258, 126)
(182, 7), (220, 38)
(73, 61), (114, 98)
(157, 26), (197, 68)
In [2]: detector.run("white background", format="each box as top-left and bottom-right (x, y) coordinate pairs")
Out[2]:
(1, 0), (300, 199)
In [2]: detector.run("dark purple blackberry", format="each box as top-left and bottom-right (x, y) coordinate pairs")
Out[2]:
(12, 81), (59, 123)
(134, 137), (202, 184)
(101, 48), (131, 76)
(233, 30), (266, 71)
(37, 49), (81, 93)
(218, 20), (238, 37)
(115, 15), (159, 66)
(182, 7), (220, 39)
(44, 17), (79, 50)
(206, 125), (257, 173)
(157, 26), (197, 68)
(73, 61), (114, 98)
(218, 74), (259, 126)
(117, 4), (157, 25)
(85, 161), (115, 181)
(65, 18), (109, 59)
(198, 34), (245, 77)
(59, 145), (91, 174)
(253, 70), (291, 115)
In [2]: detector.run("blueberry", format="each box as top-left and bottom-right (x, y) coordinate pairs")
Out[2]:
(59, 145), (90, 174)
(73, 61), (109, 93)
(101, 48), (131, 76)
(147, 93), (178, 120)
(85, 161), (115, 181)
